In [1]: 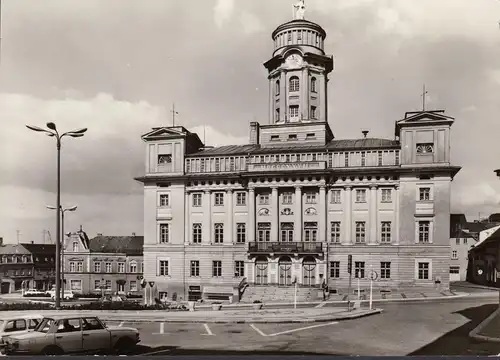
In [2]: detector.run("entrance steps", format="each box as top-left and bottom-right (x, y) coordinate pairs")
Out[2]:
(240, 285), (320, 303)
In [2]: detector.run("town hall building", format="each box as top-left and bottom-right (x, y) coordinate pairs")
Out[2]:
(136, 3), (461, 302)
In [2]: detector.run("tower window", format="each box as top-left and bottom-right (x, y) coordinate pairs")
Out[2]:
(289, 76), (299, 92)
(287, 32), (292, 42)
(311, 77), (317, 92)
(275, 108), (280, 122)
(289, 105), (299, 120)
(311, 106), (317, 119)
(275, 80), (280, 96)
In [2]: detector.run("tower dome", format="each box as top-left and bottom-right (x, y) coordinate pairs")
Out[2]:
(271, 19), (327, 58)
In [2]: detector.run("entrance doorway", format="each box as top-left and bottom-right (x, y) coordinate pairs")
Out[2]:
(255, 257), (268, 285)
(302, 256), (316, 287)
(278, 256), (293, 286)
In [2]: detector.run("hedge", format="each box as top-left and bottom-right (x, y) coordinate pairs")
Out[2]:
(0, 301), (187, 312)
(22, 293), (143, 299)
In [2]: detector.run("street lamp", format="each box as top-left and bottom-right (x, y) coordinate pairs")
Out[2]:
(26, 122), (87, 309)
(47, 205), (77, 301)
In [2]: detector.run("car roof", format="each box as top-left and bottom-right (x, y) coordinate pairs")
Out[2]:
(0, 314), (44, 321)
(42, 315), (100, 321)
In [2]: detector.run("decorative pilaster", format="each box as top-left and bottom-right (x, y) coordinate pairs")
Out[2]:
(227, 189), (233, 244)
(279, 72), (286, 122)
(319, 185), (326, 242)
(344, 186), (352, 244)
(301, 69), (309, 120)
(248, 187), (256, 242)
(184, 192), (190, 245)
(369, 186), (378, 245)
(394, 185), (400, 245)
(203, 190), (212, 244)
(294, 186), (302, 242)
(271, 186), (279, 242)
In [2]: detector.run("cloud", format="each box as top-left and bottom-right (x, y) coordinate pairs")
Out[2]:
(214, 0), (235, 28)
(240, 12), (264, 35)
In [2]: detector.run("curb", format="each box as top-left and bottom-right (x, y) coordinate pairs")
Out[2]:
(99, 309), (383, 324)
(469, 306), (500, 343)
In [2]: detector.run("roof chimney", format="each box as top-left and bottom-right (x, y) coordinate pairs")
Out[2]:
(362, 130), (369, 138)
(79, 225), (83, 232)
(0, 237), (3, 246)
(31, 241), (34, 244)
(132, 232), (136, 236)
(97, 233), (103, 236)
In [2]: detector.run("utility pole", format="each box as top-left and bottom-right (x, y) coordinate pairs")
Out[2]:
(16, 230), (21, 244)
(171, 103), (179, 127)
(421, 84), (428, 111)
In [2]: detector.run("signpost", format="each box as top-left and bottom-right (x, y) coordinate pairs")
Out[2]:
(347, 255), (352, 312)
(149, 282), (155, 306)
(140, 278), (147, 306)
(369, 266), (378, 310)
(293, 276), (298, 309)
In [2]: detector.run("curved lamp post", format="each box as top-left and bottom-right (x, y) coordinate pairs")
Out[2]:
(26, 122), (87, 309)
(47, 205), (77, 300)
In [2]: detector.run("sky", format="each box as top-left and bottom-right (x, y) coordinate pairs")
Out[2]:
(1, 0), (500, 244)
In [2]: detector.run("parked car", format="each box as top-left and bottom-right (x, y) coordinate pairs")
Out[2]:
(47, 290), (74, 300)
(23, 289), (46, 297)
(0, 315), (43, 354)
(2, 315), (140, 355)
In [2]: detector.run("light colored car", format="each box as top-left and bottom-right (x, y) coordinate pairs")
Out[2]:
(23, 289), (46, 297)
(2, 315), (140, 355)
(47, 290), (74, 300)
(0, 314), (43, 354)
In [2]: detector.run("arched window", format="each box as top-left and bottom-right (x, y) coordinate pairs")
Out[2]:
(311, 77), (317, 93)
(289, 76), (299, 92)
(275, 80), (280, 95)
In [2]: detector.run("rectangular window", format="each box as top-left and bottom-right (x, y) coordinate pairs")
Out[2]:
(306, 192), (317, 204)
(330, 261), (340, 278)
(69, 262), (75, 273)
(344, 153), (349, 167)
(381, 262), (391, 279)
(311, 106), (317, 119)
(331, 189), (341, 204)
(77, 262), (83, 272)
(72, 242), (78, 252)
(361, 152), (366, 166)
(258, 223), (271, 242)
(236, 192), (246, 206)
(330, 222), (341, 243)
(275, 108), (280, 122)
(355, 222), (366, 243)
(419, 188), (431, 201)
(93, 262), (101, 273)
(236, 223), (246, 243)
(304, 222), (318, 242)
(456, 238), (460, 245)
(105, 280), (111, 290)
(452, 250), (458, 259)
(190, 260), (200, 277)
(130, 262), (137, 273)
(259, 194), (270, 205)
(159, 260), (169, 276)
(94, 280), (101, 290)
(192, 223), (202, 244)
(212, 260), (222, 277)
(159, 224), (169, 243)
(214, 223), (224, 243)
(130, 281), (138, 291)
(418, 221), (430, 243)
(381, 189), (392, 202)
(355, 262), (365, 278)
(105, 262), (112, 273)
(395, 151), (400, 165)
(418, 262), (429, 280)
(356, 189), (366, 203)
(118, 263), (125, 273)
(282, 192), (293, 205)
(289, 105), (299, 119)
(288, 134), (297, 141)
(214, 192), (224, 206)
(70, 280), (82, 291)
(281, 223), (294, 242)
(193, 193), (202, 207)
(450, 266), (460, 274)
(159, 194), (169, 207)
(378, 151), (383, 166)
(235, 261), (244, 277)
(380, 222), (392, 243)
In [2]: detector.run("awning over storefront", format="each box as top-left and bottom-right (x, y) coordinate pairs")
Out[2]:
(203, 286), (234, 295)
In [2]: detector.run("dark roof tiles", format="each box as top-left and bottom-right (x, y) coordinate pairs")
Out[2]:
(327, 138), (400, 150)
(88, 236), (144, 256)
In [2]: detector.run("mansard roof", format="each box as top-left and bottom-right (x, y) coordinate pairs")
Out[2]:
(88, 235), (144, 256)
(186, 138), (400, 157)
(21, 243), (56, 255)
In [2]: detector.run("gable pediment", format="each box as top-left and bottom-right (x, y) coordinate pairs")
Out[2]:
(141, 126), (189, 141)
(397, 111), (454, 126)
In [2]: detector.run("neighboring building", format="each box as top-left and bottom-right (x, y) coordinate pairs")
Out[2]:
(63, 228), (144, 295)
(449, 214), (475, 282)
(468, 225), (500, 286)
(136, 5), (461, 302)
(21, 243), (56, 291)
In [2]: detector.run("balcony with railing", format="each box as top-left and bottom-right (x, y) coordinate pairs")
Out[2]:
(248, 242), (323, 254)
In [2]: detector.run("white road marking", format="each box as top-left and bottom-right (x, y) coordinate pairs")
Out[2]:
(135, 349), (172, 356)
(202, 323), (214, 336)
(250, 324), (268, 337)
(118, 321), (124, 327)
(160, 322), (165, 334)
(267, 321), (339, 337)
(315, 302), (326, 308)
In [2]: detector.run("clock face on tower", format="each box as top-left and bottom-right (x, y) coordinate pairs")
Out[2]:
(285, 53), (303, 68)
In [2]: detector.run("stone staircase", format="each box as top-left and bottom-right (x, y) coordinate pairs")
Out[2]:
(240, 285), (320, 303)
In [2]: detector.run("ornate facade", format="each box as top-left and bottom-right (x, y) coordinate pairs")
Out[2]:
(136, 10), (461, 302)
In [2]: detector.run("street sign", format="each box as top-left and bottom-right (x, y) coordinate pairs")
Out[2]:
(137, 275), (143, 280)
(149, 281), (155, 287)
(370, 270), (378, 281)
(347, 254), (352, 274)
(478, 269), (484, 275)
(140, 279), (147, 288)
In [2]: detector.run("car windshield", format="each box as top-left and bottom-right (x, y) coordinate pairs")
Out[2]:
(34, 318), (54, 333)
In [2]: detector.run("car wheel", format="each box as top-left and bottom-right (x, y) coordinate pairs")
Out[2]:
(41, 345), (63, 355)
(113, 337), (134, 355)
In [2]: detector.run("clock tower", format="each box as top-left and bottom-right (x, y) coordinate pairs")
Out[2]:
(263, 8), (334, 125)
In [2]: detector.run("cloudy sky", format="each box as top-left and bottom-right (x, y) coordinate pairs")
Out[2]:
(1, 0), (500, 244)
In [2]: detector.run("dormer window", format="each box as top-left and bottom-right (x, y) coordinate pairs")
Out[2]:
(416, 143), (434, 154)
(306, 133), (316, 140)
(288, 134), (297, 141)
(270, 135), (280, 141)
(158, 154), (172, 165)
